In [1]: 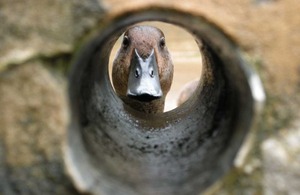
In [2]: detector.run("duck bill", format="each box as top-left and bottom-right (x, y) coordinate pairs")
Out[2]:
(127, 49), (163, 102)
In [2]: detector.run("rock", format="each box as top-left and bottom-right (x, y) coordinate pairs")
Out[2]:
(0, 62), (79, 195)
(0, 0), (73, 69)
(0, 0), (105, 70)
(72, 0), (106, 40)
(262, 122), (300, 195)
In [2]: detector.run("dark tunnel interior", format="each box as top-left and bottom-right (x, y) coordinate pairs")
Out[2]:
(65, 7), (264, 195)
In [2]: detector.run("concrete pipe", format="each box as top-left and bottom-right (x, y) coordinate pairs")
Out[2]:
(65, 5), (265, 195)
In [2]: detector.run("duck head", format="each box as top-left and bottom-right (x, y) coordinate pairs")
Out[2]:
(112, 25), (174, 113)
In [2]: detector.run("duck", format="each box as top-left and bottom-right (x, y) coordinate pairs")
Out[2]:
(112, 25), (174, 114)
(177, 79), (199, 106)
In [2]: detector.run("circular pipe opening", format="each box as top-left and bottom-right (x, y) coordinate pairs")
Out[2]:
(108, 21), (202, 112)
(65, 6), (265, 195)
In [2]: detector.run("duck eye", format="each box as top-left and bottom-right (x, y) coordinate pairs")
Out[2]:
(135, 69), (140, 78)
(159, 37), (165, 48)
(122, 36), (130, 48)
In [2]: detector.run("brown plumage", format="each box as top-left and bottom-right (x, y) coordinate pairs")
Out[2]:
(177, 79), (199, 106)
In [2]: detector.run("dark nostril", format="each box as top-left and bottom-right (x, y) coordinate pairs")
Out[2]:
(135, 69), (140, 78)
(150, 70), (154, 77)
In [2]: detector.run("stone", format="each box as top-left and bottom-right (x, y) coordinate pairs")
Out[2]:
(0, 0), (105, 71)
(262, 122), (300, 195)
(0, 62), (79, 195)
(0, 0), (74, 69)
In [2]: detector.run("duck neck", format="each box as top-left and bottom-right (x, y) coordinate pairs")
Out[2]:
(121, 96), (165, 114)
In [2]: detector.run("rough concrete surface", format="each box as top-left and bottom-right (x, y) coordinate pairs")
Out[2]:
(0, 63), (79, 194)
(262, 121), (300, 195)
(0, 0), (72, 68)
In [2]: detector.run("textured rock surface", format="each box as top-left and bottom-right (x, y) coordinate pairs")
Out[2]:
(0, 63), (79, 194)
(0, 0), (106, 194)
(0, 0), (105, 70)
(0, 0), (72, 69)
(262, 121), (300, 195)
